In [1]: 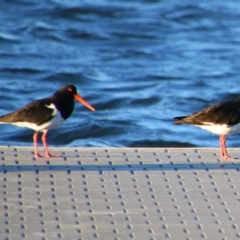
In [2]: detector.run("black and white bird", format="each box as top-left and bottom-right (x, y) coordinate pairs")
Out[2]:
(0, 85), (95, 158)
(174, 98), (240, 160)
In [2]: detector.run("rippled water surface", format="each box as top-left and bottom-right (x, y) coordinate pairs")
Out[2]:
(1, 0), (240, 148)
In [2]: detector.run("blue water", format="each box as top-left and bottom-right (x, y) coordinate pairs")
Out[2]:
(1, 0), (240, 148)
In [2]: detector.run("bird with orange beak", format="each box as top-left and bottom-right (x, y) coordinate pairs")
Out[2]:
(0, 85), (95, 158)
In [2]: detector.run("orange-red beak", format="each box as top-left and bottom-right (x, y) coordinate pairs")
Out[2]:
(74, 94), (95, 111)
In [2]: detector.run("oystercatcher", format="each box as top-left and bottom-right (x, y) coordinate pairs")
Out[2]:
(0, 85), (95, 158)
(173, 98), (240, 160)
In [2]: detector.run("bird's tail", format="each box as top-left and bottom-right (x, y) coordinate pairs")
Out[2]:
(173, 116), (187, 124)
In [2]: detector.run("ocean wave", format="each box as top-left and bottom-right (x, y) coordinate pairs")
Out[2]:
(0, 0), (240, 149)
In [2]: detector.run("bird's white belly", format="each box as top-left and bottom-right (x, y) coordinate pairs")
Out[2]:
(14, 117), (64, 132)
(196, 122), (240, 135)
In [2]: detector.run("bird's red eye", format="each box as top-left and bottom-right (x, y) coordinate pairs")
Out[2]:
(68, 88), (73, 92)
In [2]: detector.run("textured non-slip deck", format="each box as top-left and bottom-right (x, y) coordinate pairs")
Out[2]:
(1, 146), (240, 240)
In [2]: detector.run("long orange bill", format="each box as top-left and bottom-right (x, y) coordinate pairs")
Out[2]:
(74, 94), (95, 111)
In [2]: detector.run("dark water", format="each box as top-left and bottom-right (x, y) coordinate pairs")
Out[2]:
(1, 0), (240, 148)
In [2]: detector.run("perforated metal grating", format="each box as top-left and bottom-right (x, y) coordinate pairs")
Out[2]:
(1, 146), (240, 240)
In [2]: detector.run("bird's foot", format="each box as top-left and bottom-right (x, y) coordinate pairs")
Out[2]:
(221, 154), (237, 160)
(45, 152), (61, 158)
(34, 152), (60, 158)
(35, 152), (45, 158)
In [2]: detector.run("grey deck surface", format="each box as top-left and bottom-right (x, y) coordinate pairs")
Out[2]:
(1, 146), (240, 240)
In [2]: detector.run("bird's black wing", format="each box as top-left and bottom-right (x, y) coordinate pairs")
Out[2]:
(0, 98), (55, 125)
(174, 99), (240, 126)
(185, 100), (240, 126)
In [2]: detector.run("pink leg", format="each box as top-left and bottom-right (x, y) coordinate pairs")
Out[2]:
(42, 130), (60, 158)
(33, 132), (44, 158)
(219, 135), (234, 160)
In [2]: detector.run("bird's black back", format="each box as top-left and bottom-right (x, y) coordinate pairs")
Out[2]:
(0, 85), (77, 125)
(0, 97), (57, 125)
(174, 98), (240, 126)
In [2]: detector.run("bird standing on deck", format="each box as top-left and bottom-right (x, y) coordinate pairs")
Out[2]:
(0, 85), (95, 158)
(173, 98), (240, 160)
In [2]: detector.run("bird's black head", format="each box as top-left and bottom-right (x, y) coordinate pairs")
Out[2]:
(54, 85), (95, 111)
(55, 85), (77, 97)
